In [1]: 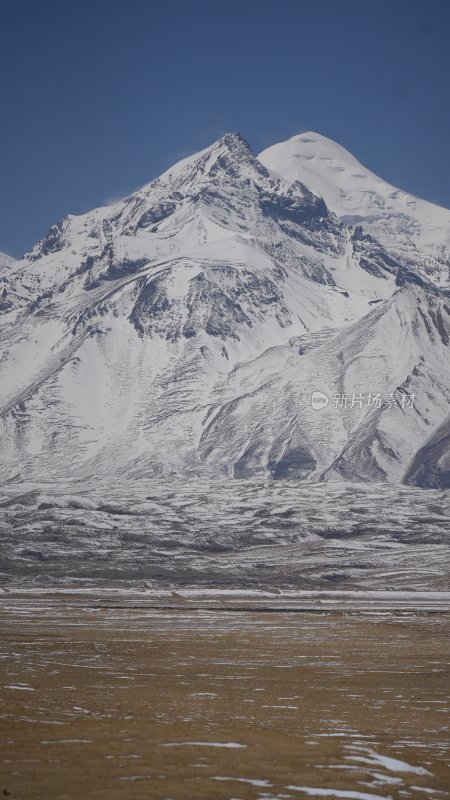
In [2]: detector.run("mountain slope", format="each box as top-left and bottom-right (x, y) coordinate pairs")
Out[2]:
(0, 251), (22, 313)
(403, 412), (450, 489)
(0, 251), (17, 270)
(198, 285), (450, 482)
(0, 132), (449, 484)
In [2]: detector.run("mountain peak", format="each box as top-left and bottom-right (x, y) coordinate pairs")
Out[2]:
(259, 129), (450, 281)
(197, 131), (266, 179)
(140, 131), (264, 195)
(291, 131), (339, 143)
(288, 131), (364, 162)
(214, 131), (251, 151)
(260, 130), (366, 175)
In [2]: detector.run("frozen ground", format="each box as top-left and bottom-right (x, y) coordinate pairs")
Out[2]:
(1, 478), (449, 592)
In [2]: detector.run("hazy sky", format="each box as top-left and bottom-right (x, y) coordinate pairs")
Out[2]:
(1, 0), (449, 257)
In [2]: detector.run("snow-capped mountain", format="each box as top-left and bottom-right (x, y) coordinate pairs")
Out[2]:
(259, 132), (450, 288)
(0, 132), (449, 486)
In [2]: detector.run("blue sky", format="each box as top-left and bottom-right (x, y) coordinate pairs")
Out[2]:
(1, 0), (449, 258)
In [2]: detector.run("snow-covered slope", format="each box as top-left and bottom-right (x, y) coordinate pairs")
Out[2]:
(259, 132), (450, 287)
(0, 251), (26, 314)
(198, 285), (450, 482)
(0, 132), (449, 484)
(0, 251), (17, 270)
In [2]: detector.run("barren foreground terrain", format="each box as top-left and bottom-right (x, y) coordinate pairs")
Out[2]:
(0, 600), (449, 799)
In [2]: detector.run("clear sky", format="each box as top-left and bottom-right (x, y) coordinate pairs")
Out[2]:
(1, 0), (449, 258)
